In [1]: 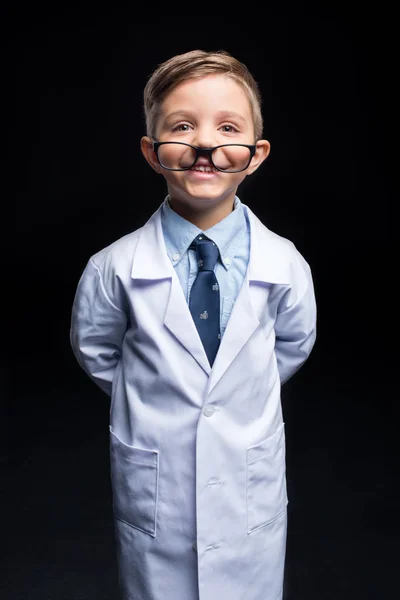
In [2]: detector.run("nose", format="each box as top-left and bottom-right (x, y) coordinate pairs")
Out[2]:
(192, 127), (215, 151)
(191, 131), (216, 165)
(192, 147), (213, 166)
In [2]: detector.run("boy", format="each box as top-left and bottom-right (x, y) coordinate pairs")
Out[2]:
(70, 49), (317, 600)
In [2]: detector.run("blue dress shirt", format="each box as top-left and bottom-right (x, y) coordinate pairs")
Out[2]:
(161, 195), (250, 337)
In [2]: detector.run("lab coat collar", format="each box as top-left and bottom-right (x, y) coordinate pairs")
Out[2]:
(131, 202), (291, 285)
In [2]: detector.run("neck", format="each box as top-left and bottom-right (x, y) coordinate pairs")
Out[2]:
(168, 196), (235, 230)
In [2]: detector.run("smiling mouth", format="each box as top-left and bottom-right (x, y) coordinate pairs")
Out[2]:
(190, 165), (218, 173)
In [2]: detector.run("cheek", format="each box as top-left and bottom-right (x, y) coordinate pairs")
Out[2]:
(160, 171), (183, 189)
(230, 172), (248, 187)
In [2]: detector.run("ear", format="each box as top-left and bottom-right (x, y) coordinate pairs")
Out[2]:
(246, 139), (271, 176)
(140, 136), (163, 173)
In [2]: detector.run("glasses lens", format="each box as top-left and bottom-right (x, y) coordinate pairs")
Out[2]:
(157, 143), (196, 170)
(156, 143), (252, 172)
(212, 145), (252, 172)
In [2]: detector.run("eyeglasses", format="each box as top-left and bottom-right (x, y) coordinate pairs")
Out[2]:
(152, 141), (256, 173)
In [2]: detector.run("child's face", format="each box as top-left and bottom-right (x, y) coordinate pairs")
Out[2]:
(141, 74), (270, 220)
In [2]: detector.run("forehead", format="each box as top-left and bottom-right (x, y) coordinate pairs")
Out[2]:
(159, 74), (253, 119)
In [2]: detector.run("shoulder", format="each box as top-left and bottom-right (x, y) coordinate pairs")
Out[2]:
(89, 203), (163, 275)
(90, 227), (143, 273)
(245, 205), (297, 253)
(81, 226), (144, 309)
(242, 207), (311, 287)
(245, 203), (311, 270)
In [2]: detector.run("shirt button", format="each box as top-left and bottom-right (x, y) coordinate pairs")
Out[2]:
(172, 252), (180, 261)
(203, 406), (215, 417)
(223, 257), (231, 265)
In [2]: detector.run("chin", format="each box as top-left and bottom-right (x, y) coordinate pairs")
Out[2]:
(186, 184), (231, 202)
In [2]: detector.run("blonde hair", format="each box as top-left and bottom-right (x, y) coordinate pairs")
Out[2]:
(143, 49), (263, 141)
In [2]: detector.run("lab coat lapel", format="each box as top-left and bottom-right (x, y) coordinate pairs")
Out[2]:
(131, 206), (211, 376)
(208, 205), (291, 394)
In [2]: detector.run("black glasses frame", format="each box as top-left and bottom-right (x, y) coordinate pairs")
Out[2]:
(152, 141), (256, 173)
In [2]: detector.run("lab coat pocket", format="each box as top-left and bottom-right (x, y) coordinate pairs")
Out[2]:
(109, 426), (159, 537)
(246, 422), (288, 535)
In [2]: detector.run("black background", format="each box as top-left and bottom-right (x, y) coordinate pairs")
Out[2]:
(3, 8), (397, 600)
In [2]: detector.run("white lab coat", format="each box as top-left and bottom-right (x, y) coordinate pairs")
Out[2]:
(70, 200), (317, 600)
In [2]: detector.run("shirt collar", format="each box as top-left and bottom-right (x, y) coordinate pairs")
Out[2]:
(161, 195), (247, 270)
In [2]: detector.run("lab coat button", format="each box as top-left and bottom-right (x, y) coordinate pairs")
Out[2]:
(192, 541), (197, 552)
(203, 406), (215, 417)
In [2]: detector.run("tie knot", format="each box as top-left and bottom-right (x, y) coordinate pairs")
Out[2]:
(190, 235), (219, 271)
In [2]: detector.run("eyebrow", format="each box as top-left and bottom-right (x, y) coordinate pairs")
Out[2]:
(214, 111), (247, 124)
(162, 111), (194, 122)
(163, 110), (247, 124)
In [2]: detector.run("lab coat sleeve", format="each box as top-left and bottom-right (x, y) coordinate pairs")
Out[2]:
(274, 254), (317, 385)
(70, 257), (128, 397)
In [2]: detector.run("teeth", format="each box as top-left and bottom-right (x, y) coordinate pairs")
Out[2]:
(192, 165), (216, 172)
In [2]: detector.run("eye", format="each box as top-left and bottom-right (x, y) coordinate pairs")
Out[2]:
(171, 123), (192, 132)
(220, 123), (240, 133)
